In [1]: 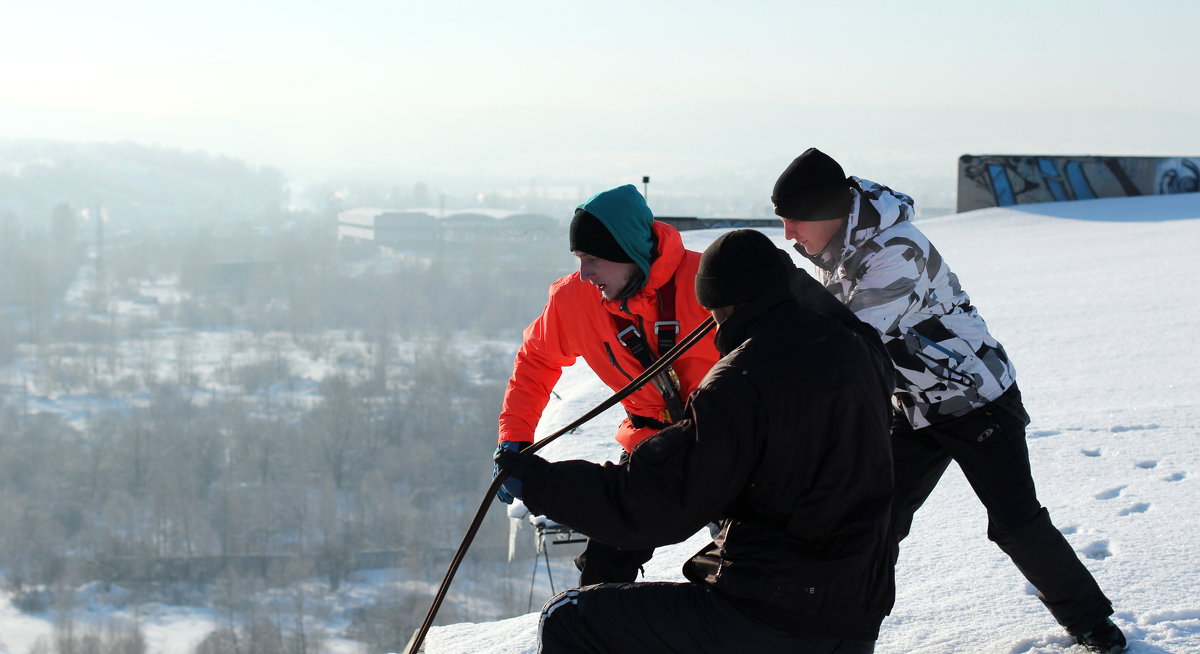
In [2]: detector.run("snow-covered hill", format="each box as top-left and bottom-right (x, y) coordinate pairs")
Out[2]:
(427, 192), (1200, 654)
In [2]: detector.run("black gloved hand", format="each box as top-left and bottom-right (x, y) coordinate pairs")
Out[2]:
(493, 441), (532, 504)
(493, 442), (549, 505)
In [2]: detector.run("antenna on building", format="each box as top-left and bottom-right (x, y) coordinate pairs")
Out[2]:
(642, 175), (650, 200)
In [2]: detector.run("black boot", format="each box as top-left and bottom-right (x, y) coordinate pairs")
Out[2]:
(1073, 618), (1127, 653)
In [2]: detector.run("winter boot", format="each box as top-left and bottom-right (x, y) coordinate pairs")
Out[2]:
(1073, 618), (1127, 653)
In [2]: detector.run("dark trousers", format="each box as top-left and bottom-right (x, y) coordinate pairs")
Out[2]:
(891, 385), (1113, 634)
(539, 582), (875, 654)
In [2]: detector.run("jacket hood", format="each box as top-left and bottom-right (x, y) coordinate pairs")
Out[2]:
(576, 184), (655, 280)
(847, 176), (915, 234)
(604, 220), (686, 318)
(841, 176), (916, 256)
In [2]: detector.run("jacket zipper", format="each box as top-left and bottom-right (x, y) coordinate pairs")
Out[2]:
(603, 342), (635, 381)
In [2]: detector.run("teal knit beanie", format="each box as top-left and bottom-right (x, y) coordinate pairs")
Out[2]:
(575, 184), (655, 279)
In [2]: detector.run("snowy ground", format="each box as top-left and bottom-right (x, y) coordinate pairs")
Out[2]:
(426, 192), (1200, 653)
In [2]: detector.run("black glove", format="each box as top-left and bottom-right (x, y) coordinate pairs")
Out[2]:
(493, 441), (532, 504)
(493, 442), (549, 505)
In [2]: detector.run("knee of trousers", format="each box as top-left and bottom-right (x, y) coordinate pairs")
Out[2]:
(987, 506), (1054, 546)
(539, 588), (583, 644)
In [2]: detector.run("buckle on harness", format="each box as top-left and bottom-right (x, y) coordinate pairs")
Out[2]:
(653, 320), (679, 335)
(616, 324), (641, 345)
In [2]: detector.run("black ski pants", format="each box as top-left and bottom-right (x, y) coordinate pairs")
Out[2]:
(890, 384), (1113, 635)
(539, 582), (875, 654)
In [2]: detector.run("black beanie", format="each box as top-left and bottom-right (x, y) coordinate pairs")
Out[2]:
(771, 147), (853, 221)
(569, 209), (633, 263)
(695, 229), (790, 309)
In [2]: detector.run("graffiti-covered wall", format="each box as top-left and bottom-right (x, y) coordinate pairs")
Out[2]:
(957, 155), (1200, 213)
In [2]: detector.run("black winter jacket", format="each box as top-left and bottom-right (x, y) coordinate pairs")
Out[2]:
(520, 281), (897, 640)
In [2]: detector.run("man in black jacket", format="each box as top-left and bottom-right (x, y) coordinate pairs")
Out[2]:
(496, 229), (897, 653)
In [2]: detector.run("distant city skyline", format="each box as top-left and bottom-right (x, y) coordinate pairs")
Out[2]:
(3, 1), (1198, 212)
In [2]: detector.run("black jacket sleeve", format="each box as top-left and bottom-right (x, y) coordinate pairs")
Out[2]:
(521, 366), (759, 550)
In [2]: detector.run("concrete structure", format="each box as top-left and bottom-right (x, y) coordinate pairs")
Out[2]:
(957, 154), (1200, 212)
(656, 216), (779, 231)
(337, 207), (564, 253)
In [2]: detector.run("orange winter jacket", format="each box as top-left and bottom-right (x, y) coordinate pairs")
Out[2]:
(499, 221), (720, 452)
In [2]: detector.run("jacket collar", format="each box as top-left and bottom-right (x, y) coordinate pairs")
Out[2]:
(713, 283), (794, 356)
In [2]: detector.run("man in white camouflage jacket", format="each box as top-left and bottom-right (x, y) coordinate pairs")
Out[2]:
(770, 148), (1126, 654)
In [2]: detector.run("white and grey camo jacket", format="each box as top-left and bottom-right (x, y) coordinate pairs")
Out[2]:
(799, 177), (1018, 429)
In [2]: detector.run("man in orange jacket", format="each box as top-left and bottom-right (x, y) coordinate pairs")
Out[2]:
(494, 183), (719, 584)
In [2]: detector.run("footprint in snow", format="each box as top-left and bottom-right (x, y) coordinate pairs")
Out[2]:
(1140, 606), (1200, 625)
(1059, 525), (1078, 535)
(1118, 503), (1150, 516)
(1163, 472), (1186, 482)
(1082, 448), (1102, 457)
(1081, 540), (1112, 560)
(1135, 460), (1158, 469)
(1110, 423), (1161, 433)
(1094, 486), (1125, 500)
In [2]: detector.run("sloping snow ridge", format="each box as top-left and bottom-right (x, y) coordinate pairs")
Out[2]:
(427, 192), (1200, 654)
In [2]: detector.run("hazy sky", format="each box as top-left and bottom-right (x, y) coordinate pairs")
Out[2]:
(3, 0), (1198, 203)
